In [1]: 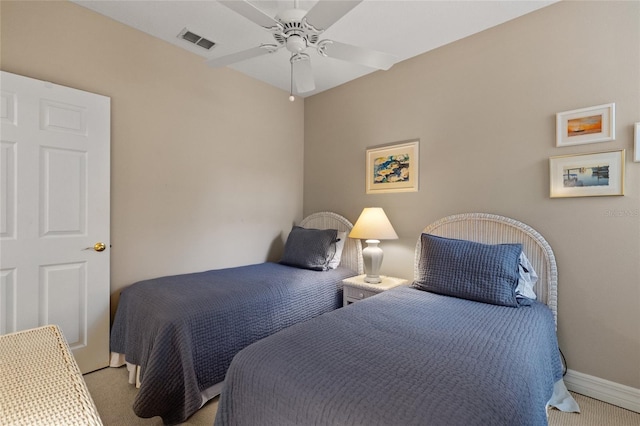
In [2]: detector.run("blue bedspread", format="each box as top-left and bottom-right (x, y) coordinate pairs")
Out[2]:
(110, 262), (355, 425)
(215, 286), (563, 426)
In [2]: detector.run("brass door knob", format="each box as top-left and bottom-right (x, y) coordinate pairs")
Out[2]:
(84, 242), (106, 252)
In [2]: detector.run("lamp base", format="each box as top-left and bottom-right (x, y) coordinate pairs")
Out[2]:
(364, 274), (382, 284)
(362, 239), (383, 284)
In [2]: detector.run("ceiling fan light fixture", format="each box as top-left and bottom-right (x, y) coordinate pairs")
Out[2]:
(285, 34), (307, 53)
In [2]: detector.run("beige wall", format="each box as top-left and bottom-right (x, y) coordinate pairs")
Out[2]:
(1, 1), (305, 317)
(304, 1), (640, 389)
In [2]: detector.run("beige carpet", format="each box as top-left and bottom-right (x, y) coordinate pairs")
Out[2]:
(548, 392), (640, 426)
(84, 366), (217, 425)
(84, 366), (640, 425)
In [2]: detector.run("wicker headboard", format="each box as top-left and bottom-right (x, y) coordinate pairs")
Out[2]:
(414, 213), (558, 325)
(299, 212), (364, 274)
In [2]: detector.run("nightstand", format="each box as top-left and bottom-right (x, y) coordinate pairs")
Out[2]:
(342, 274), (409, 306)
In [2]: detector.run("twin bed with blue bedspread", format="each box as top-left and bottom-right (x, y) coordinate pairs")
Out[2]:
(109, 212), (363, 424)
(215, 213), (579, 425)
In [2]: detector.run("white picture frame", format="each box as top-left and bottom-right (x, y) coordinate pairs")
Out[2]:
(634, 122), (640, 163)
(365, 140), (419, 194)
(549, 150), (625, 198)
(556, 103), (615, 147)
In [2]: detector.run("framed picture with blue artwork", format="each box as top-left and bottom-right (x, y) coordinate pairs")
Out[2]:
(549, 150), (625, 198)
(366, 140), (419, 194)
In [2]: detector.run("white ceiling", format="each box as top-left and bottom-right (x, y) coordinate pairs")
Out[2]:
(73, 0), (557, 97)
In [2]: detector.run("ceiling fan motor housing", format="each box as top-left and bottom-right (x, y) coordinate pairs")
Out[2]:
(274, 8), (319, 53)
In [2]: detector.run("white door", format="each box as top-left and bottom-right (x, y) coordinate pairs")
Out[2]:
(0, 71), (110, 373)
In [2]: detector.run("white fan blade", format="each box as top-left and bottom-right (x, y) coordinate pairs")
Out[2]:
(304, 0), (362, 31)
(206, 45), (278, 67)
(219, 0), (280, 29)
(293, 57), (315, 93)
(320, 41), (397, 70)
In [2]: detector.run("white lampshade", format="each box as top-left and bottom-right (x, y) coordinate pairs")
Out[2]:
(349, 208), (398, 284)
(348, 208), (398, 241)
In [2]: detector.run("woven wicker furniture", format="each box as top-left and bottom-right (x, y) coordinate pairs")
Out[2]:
(0, 325), (103, 425)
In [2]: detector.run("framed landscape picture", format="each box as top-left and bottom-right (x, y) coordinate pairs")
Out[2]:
(366, 140), (419, 194)
(556, 103), (615, 147)
(549, 150), (625, 198)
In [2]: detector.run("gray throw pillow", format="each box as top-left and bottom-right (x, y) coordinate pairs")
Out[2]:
(280, 226), (338, 271)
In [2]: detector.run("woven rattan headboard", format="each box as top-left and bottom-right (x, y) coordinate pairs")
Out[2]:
(414, 213), (558, 325)
(299, 212), (364, 275)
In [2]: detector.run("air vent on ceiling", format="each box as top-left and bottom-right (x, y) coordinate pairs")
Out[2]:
(178, 28), (215, 50)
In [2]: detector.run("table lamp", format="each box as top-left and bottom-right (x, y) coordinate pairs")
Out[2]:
(348, 207), (398, 283)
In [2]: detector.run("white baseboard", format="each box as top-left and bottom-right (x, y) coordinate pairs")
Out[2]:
(564, 369), (640, 413)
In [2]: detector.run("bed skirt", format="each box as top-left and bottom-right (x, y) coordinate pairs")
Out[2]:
(110, 351), (224, 408)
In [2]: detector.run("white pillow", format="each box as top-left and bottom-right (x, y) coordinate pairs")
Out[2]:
(516, 251), (538, 300)
(327, 231), (346, 269)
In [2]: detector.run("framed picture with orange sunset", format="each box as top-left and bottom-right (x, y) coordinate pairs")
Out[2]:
(556, 103), (615, 147)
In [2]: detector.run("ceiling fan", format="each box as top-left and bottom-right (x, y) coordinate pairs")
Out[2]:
(207, 0), (397, 98)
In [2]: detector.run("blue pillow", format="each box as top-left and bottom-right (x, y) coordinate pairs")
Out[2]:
(280, 226), (338, 271)
(413, 233), (521, 307)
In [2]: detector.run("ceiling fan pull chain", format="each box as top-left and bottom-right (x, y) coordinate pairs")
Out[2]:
(289, 53), (295, 102)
